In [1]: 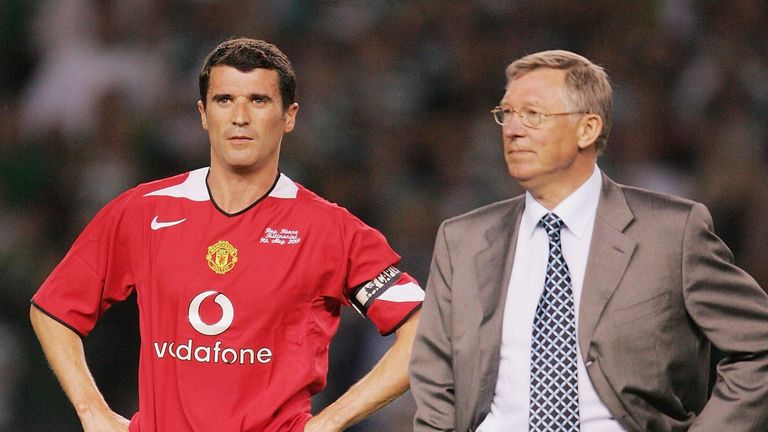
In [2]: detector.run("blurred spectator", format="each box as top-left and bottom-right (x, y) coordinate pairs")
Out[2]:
(18, 0), (170, 141)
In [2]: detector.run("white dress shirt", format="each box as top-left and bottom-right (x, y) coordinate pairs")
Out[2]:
(478, 166), (625, 431)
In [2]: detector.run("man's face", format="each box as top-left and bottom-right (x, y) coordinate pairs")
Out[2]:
(499, 68), (586, 190)
(198, 66), (298, 175)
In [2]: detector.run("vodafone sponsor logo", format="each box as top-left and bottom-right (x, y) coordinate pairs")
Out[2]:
(153, 339), (272, 365)
(152, 291), (273, 365)
(188, 291), (233, 336)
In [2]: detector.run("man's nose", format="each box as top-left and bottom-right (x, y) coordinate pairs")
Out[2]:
(232, 100), (250, 126)
(502, 112), (526, 138)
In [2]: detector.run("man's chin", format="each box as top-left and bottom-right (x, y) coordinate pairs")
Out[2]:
(506, 166), (535, 183)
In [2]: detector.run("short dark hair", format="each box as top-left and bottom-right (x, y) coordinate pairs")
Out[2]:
(199, 38), (296, 111)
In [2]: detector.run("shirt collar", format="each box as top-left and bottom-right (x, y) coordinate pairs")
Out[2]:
(521, 165), (602, 239)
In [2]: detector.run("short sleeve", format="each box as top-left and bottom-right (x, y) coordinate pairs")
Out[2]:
(31, 191), (138, 336)
(343, 215), (423, 335)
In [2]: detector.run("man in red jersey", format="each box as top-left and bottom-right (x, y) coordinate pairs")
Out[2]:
(30, 38), (423, 432)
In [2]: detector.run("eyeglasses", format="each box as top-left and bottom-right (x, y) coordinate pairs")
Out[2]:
(491, 106), (587, 129)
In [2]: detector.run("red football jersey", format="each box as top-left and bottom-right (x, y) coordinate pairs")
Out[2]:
(32, 168), (424, 432)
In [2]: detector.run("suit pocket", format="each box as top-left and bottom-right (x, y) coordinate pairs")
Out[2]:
(610, 292), (672, 393)
(613, 291), (671, 325)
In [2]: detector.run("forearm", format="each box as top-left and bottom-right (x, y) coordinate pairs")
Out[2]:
(30, 305), (128, 429)
(307, 311), (420, 431)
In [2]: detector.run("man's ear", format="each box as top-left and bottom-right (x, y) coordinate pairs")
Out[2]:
(197, 100), (208, 130)
(283, 103), (299, 133)
(577, 114), (603, 149)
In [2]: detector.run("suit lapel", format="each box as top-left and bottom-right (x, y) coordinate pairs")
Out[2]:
(471, 198), (524, 421)
(475, 198), (524, 324)
(578, 175), (637, 359)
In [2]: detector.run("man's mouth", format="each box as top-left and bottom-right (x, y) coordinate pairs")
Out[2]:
(507, 148), (533, 155)
(228, 135), (253, 142)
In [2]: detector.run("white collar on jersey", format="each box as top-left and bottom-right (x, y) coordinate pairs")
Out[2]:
(143, 167), (298, 201)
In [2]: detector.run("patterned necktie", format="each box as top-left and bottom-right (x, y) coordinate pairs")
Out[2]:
(529, 213), (580, 431)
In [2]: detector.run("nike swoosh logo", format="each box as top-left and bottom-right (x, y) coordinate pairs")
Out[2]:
(151, 216), (187, 230)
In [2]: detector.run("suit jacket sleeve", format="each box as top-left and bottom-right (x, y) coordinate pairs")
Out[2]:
(410, 221), (457, 431)
(684, 203), (768, 430)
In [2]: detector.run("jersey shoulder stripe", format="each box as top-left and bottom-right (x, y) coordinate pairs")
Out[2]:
(141, 168), (299, 202)
(143, 167), (210, 201)
(271, 173), (299, 199)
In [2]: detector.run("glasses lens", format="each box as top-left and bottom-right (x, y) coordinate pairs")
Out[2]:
(521, 110), (542, 128)
(492, 108), (504, 125)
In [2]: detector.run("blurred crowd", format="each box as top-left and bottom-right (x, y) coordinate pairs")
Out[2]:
(1, 0), (767, 430)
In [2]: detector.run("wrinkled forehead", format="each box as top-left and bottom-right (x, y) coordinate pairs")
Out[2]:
(502, 68), (570, 107)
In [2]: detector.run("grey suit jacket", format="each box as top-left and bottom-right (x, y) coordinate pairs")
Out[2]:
(410, 174), (768, 432)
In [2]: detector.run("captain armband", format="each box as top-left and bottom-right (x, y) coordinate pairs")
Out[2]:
(350, 266), (402, 317)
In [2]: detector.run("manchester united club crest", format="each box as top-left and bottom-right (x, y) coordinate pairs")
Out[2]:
(206, 240), (238, 274)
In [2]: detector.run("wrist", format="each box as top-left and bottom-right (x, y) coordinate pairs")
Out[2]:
(308, 411), (346, 432)
(74, 392), (111, 421)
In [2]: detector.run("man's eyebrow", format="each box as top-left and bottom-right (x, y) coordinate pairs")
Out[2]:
(210, 93), (274, 103)
(249, 93), (274, 102)
(211, 93), (232, 102)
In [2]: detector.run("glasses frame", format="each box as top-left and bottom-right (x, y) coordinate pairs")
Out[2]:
(491, 106), (588, 129)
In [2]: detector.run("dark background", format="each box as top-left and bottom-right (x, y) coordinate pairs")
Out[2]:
(1, 1), (767, 430)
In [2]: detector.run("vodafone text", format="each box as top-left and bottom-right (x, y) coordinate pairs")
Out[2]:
(153, 339), (272, 365)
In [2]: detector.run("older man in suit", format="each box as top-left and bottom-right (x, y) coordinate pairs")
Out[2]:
(409, 50), (768, 432)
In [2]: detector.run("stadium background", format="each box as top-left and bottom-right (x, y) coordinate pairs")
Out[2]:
(1, 1), (766, 430)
